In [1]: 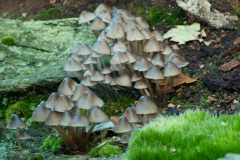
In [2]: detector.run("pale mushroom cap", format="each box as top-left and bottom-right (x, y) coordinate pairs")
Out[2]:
(110, 51), (129, 64)
(63, 57), (82, 72)
(120, 134), (128, 144)
(88, 105), (109, 123)
(163, 62), (181, 77)
(45, 92), (59, 109)
(68, 112), (90, 127)
(144, 65), (164, 80)
(134, 79), (148, 89)
(45, 111), (63, 126)
(143, 37), (163, 52)
(102, 11), (112, 23)
(71, 84), (90, 101)
(141, 28), (152, 39)
(162, 44), (173, 55)
(94, 3), (112, 15)
(78, 10), (96, 24)
(126, 18), (142, 31)
(76, 90), (104, 110)
(31, 101), (51, 122)
(151, 52), (164, 67)
(76, 44), (92, 56)
(135, 96), (158, 114)
(53, 95), (75, 112)
(135, 16), (149, 28)
(98, 31), (113, 43)
(72, 42), (81, 54)
(116, 73), (132, 87)
(113, 42), (127, 52)
(131, 72), (143, 82)
(152, 30), (164, 41)
(60, 110), (75, 126)
(18, 132), (31, 140)
(90, 71), (105, 82)
(114, 116), (133, 133)
(127, 26), (145, 41)
(101, 67), (112, 74)
(123, 107), (140, 123)
(102, 74), (113, 84)
(58, 77), (78, 96)
(92, 39), (111, 55)
(83, 69), (94, 77)
(6, 114), (27, 129)
(133, 57), (150, 71)
(110, 64), (125, 71)
(81, 75), (97, 86)
(83, 56), (97, 64)
(170, 55), (189, 68)
(89, 16), (106, 30)
(125, 50), (136, 64)
(117, 9), (132, 20)
(106, 23), (125, 39)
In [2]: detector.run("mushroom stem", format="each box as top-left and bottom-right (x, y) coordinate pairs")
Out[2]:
(125, 132), (130, 141)
(16, 128), (21, 147)
(84, 123), (96, 143)
(143, 114), (148, 125)
(139, 89), (145, 96)
(142, 74), (155, 97)
(55, 126), (75, 149)
(155, 81), (162, 98)
(164, 77), (170, 103)
(144, 88), (150, 96)
(97, 57), (102, 71)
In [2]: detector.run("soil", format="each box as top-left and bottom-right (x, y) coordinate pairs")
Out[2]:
(0, 0), (240, 159)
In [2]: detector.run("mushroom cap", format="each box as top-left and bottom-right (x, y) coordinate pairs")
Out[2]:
(106, 23), (125, 39)
(45, 111), (63, 126)
(89, 16), (106, 30)
(136, 16), (149, 28)
(102, 11), (112, 23)
(114, 116), (133, 133)
(71, 84), (90, 101)
(125, 50), (136, 64)
(163, 62), (181, 77)
(94, 3), (112, 15)
(72, 42), (81, 54)
(63, 57), (82, 72)
(141, 28), (152, 39)
(76, 44), (92, 56)
(45, 92), (59, 109)
(6, 114), (27, 129)
(68, 112), (90, 127)
(60, 110), (75, 126)
(133, 57), (150, 72)
(113, 42), (127, 52)
(83, 69), (94, 77)
(135, 96), (158, 114)
(134, 79), (148, 89)
(120, 134), (128, 144)
(116, 9), (132, 20)
(88, 105), (109, 123)
(152, 30), (164, 41)
(92, 39), (111, 55)
(110, 51), (129, 64)
(83, 56), (97, 64)
(162, 44), (173, 55)
(81, 75), (97, 86)
(53, 95), (75, 112)
(76, 90), (104, 110)
(131, 72), (143, 82)
(127, 26), (145, 41)
(170, 55), (189, 68)
(31, 101), (51, 122)
(151, 52), (164, 67)
(101, 67), (112, 74)
(116, 73), (132, 87)
(90, 71), (105, 82)
(123, 107), (140, 123)
(102, 75), (113, 84)
(143, 37), (163, 52)
(78, 10), (96, 24)
(144, 65), (164, 80)
(126, 18), (142, 31)
(110, 64), (125, 71)
(58, 77), (78, 96)
(18, 132), (31, 140)
(98, 31), (113, 43)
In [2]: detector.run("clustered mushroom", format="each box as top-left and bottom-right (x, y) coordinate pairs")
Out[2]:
(66, 3), (189, 102)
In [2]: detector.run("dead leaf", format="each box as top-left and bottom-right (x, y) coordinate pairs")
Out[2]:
(214, 37), (221, 43)
(168, 103), (175, 108)
(203, 40), (214, 46)
(231, 104), (237, 110)
(222, 96), (234, 104)
(171, 44), (179, 50)
(50, 0), (56, 4)
(218, 58), (240, 72)
(208, 96), (216, 103)
(233, 37), (240, 45)
(199, 64), (204, 69)
(171, 73), (197, 87)
(214, 44), (222, 49)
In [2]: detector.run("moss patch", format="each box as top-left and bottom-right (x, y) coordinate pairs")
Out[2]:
(34, 8), (62, 21)
(126, 110), (240, 160)
(41, 135), (63, 152)
(1, 37), (17, 46)
(28, 153), (44, 160)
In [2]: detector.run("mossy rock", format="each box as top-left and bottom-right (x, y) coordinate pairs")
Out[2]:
(89, 142), (122, 158)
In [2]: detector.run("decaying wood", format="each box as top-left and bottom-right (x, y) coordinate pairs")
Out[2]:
(218, 58), (240, 72)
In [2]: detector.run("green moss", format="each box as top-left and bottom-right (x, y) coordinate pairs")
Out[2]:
(89, 143), (122, 158)
(41, 135), (63, 151)
(2, 94), (48, 123)
(135, 5), (186, 26)
(1, 37), (17, 46)
(34, 8), (62, 21)
(28, 153), (44, 160)
(126, 110), (240, 160)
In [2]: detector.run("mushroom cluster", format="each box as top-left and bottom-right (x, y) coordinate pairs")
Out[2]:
(31, 77), (110, 151)
(65, 3), (189, 102)
(113, 95), (161, 143)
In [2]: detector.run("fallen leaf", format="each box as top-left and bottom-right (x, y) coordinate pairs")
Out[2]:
(168, 103), (175, 108)
(214, 37), (221, 43)
(218, 58), (240, 72)
(231, 104), (237, 110)
(208, 96), (216, 103)
(233, 37), (240, 45)
(171, 73), (197, 87)
(214, 44), (222, 49)
(171, 44), (179, 50)
(199, 64), (204, 69)
(203, 40), (214, 46)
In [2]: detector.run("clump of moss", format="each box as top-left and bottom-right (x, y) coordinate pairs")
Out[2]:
(126, 110), (240, 160)
(2, 94), (47, 123)
(41, 135), (63, 151)
(34, 8), (61, 21)
(28, 153), (44, 160)
(135, 5), (186, 26)
(89, 143), (122, 158)
(1, 37), (17, 46)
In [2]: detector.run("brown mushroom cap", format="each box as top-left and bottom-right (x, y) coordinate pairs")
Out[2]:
(116, 73), (132, 87)
(88, 105), (109, 123)
(78, 11), (96, 24)
(6, 114), (27, 129)
(45, 92), (60, 109)
(114, 116), (133, 133)
(134, 79), (148, 89)
(81, 75), (97, 86)
(133, 57), (150, 72)
(53, 95), (75, 112)
(31, 101), (51, 122)
(94, 3), (112, 15)
(113, 42), (127, 52)
(152, 30), (164, 41)
(92, 39), (111, 55)
(106, 23), (125, 39)
(135, 96), (158, 114)
(71, 84), (90, 101)
(58, 77), (78, 96)
(144, 65), (164, 80)
(163, 62), (181, 77)
(63, 57), (82, 72)
(143, 37), (163, 52)
(127, 26), (145, 41)
(123, 107), (140, 123)
(68, 112), (90, 127)
(136, 16), (149, 28)
(45, 111), (63, 126)
(60, 110), (75, 126)
(151, 52), (164, 67)
(110, 51), (129, 64)
(76, 90), (104, 110)
(90, 71), (105, 82)
(89, 16), (106, 30)
(18, 132), (31, 140)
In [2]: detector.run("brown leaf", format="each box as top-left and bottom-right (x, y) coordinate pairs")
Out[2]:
(199, 64), (204, 69)
(233, 37), (240, 45)
(172, 73), (197, 87)
(214, 44), (222, 49)
(214, 37), (221, 43)
(171, 44), (179, 50)
(218, 58), (240, 72)
(208, 96), (216, 103)
(168, 103), (175, 108)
